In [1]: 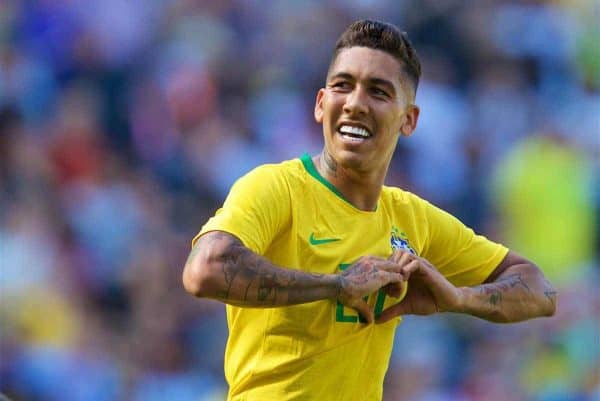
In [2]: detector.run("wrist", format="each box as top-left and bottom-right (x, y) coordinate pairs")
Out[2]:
(453, 286), (473, 314)
(332, 274), (345, 300)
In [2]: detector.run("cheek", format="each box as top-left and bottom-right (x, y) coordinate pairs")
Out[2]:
(322, 109), (340, 132)
(324, 94), (344, 114)
(378, 115), (403, 143)
(384, 110), (404, 133)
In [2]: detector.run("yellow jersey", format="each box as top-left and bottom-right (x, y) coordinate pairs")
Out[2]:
(194, 154), (508, 401)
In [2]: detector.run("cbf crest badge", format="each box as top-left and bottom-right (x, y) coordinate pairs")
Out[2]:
(390, 226), (416, 254)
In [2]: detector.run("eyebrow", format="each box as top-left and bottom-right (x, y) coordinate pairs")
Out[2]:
(329, 72), (397, 95)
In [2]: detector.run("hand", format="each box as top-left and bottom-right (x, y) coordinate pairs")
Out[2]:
(381, 250), (413, 298)
(337, 256), (404, 323)
(376, 250), (463, 323)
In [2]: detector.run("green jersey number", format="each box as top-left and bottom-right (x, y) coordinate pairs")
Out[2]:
(335, 263), (387, 323)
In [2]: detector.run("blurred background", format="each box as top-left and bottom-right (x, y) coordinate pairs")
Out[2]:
(0, 0), (598, 400)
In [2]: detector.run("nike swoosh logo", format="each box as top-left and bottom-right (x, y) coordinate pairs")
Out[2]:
(309, 232), (341, 245)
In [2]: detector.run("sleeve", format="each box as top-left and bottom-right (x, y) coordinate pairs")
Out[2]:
(420, 200), (509, 287)
(192, 165), (292, 255)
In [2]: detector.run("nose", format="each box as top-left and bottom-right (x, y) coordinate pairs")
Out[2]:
(342, 86), (368, 116)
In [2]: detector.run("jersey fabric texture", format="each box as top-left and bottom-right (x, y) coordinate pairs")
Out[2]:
(194, 154), (508, 401)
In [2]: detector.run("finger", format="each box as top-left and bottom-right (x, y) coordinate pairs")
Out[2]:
(350, 299), (374, 324)
(378, 261), (406, 274)
(382, 270), (404, 285)
(376, 302), (405, 324)
(383, 281), (404, 298)
(387, 249), (405, 263)
(400, 259), (420, 280)
(388, 249), (413, 264)
(384, 285), (400, 298)
(398, 252), (414, 266)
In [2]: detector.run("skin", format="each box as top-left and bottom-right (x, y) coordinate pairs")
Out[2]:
(183, 46), (557, 324)
(183, 231), (407, 323)
(377, 249), (557, 323)
(314, 47), (420, 211)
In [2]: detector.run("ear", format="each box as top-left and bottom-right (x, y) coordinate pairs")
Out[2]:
(314, 88), (325, 123)
(399, 105), (420, 137)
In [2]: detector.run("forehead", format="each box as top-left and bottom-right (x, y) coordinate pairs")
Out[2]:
(329, 47), (404, 88)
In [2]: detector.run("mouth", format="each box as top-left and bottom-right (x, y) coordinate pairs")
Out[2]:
(337, 124), (372, 143)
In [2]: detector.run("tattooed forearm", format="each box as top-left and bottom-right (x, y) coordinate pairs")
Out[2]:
(185, 231), (341, 307)
(542, 278), (557, 307)
(479, 273), (531, 306)
(482, 288), (502, 306)
(544, 290), (557, 305)
(462, 265), (557, 323)
(185, 242), (203, 266)
(217, 258), (241, 299)
(258, 273), (282, 303)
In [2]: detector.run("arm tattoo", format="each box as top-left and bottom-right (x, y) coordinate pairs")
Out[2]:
(218, 261), (240, 300)
(185, 242), (203, 266)
(256, 273), (275, 302)
(479, 273), (531, 306)
(488, 289), (502, 306)
(469, 263), (557, 321)
(542, 278), (557, 306)
(199, 231), (331, 305)
(544, 290), (558, 306)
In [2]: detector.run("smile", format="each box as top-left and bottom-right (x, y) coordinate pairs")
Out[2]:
(338, 124), (372, 143)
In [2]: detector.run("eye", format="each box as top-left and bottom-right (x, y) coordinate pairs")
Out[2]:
(330, 81), (351, 91)
(371, 87), (390, 98)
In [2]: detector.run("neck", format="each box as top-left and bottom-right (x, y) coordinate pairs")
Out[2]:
(313, 152), (386, 211)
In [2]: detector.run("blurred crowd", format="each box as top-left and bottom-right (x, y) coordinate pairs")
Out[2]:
(0, 0), (598, 400)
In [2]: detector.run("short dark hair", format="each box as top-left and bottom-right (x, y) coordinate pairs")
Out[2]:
(330, 19), (421, 94)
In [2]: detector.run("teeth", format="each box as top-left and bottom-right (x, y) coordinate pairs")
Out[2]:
(339, 125), (370, 137)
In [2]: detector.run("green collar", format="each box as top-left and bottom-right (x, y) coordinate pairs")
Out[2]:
(300, 153), (378, 211)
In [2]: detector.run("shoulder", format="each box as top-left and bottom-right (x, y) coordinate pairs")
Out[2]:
(380, 186), (446, 229)
(381, 185), (430, 209)
(229, 158), (306, 199)
(385, 188), (459, 224)
(238, 158), (304, 184)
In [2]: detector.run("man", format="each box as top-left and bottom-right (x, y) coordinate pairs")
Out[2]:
(183, 19), (556, 401)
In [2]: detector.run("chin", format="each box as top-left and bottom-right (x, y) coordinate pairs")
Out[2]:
(336, 150), (368, 170)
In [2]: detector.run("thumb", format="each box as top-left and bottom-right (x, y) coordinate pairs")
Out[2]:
(383, 281), (405, 298)
(375, 302), (405, 324)
(350, 299), (374, 324)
